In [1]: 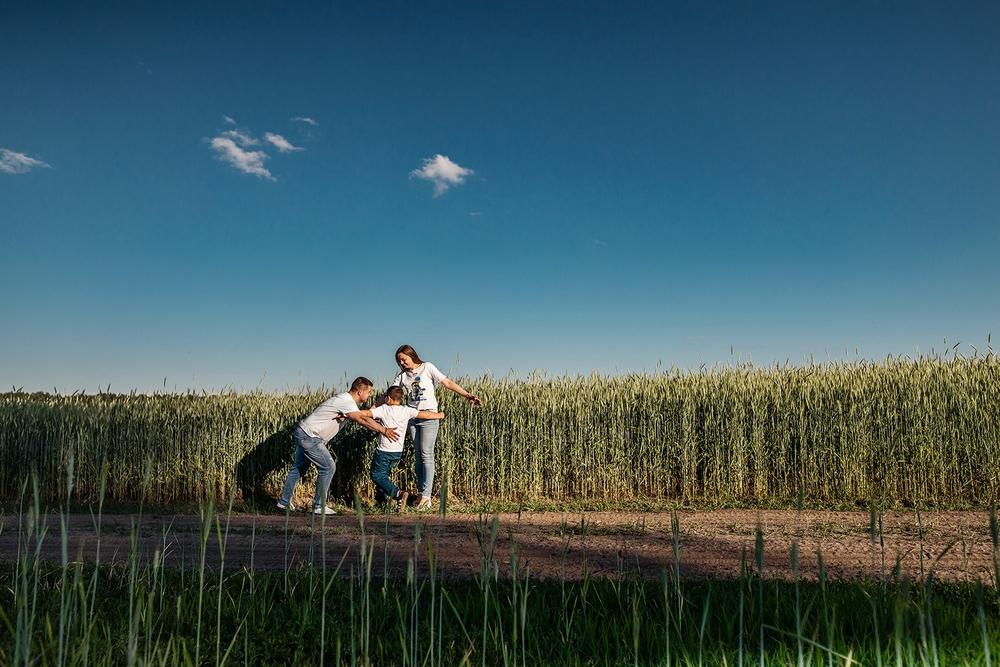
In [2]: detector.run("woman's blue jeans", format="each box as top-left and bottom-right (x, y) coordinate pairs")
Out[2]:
(279, 425), (335, 510)
(409, 418), (440, 499)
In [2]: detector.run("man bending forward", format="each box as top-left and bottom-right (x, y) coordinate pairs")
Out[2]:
(277, 376), (399, 514)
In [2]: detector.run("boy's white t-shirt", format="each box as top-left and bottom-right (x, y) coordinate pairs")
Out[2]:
(369, 404), (420, 452)
(391, 362), (447, 410)
(299, 392), (360, 443)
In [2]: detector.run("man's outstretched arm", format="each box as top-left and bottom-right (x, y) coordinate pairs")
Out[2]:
(344, 411), (400, 442)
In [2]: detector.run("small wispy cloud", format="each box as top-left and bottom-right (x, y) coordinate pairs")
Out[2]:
(468, 211), (483, 217)
(291, 116), (318, 126)
(590, 238), (609, 247)
(0, 148), (51, 174)
(410, 154), (474, 197)
(208, 137), (273, 180)
(208, 119), (309, 180)
(264, 132), (303, 153)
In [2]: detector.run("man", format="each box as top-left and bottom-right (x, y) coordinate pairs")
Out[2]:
(277, 376), (399, 514)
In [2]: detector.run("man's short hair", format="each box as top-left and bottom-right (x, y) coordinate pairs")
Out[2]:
(350, 376), (374, 392)
(386, 386), (405, 402)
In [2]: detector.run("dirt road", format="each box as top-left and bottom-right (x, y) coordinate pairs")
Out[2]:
(1, 510), (995, 582)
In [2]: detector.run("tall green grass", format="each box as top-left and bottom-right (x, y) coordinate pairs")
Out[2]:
(5, 559), (997, 666)
(3, 494), (999, 666)
(1, 354), (998, 506)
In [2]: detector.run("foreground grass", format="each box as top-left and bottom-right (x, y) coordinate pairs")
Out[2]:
(4, 482), (1000, 666)
(3, 552), (998, 665)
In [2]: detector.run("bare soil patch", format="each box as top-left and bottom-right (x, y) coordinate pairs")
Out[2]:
(0, 510), (994, 582)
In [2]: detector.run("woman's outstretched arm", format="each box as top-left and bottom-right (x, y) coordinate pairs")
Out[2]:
(439, 378), (482, 406)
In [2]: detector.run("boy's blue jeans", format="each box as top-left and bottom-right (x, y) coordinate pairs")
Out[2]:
(370, 449), (403, 503)
(279, 425), (335, 510)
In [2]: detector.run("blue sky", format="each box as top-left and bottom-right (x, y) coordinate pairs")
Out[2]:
(2, 1), (998, 392)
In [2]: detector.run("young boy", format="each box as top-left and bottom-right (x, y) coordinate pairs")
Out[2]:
(355, 385), (444, 509)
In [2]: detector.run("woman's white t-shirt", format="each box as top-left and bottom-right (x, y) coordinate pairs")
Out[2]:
(391, 362), (447, 410)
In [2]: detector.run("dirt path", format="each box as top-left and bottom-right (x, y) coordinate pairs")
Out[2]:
(0, 510), (995, 582)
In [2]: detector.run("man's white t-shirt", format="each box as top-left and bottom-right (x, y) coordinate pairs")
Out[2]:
(369, 404), (420, 453)
(299, 392), (360, 443)
(391, 362), (447, 410)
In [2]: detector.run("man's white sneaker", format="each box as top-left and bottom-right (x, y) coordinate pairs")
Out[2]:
(415, 497), (432, 512)
(276, 501), (295, 512)
(313, 506), (338, 515)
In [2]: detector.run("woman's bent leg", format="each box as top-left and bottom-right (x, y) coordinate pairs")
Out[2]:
(412, 419), (440, 499)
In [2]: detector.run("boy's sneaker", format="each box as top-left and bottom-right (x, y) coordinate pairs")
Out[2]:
(312, 506), (338, 515)
(415, 497), (432, 512)
(395, 490), (409, 512)
(276, 501), (296, 512)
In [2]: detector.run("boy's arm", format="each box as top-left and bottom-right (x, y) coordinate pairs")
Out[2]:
(343, 411), (400, 442)
(415, 410), (445, 420)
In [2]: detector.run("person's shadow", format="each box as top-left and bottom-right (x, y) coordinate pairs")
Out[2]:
(234, 425), (297, 508)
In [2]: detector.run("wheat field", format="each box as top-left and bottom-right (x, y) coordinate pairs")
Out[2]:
(1, 354), (997, 507)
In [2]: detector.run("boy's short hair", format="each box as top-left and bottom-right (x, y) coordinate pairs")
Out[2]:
(386, 386), (405, 402)
(350, 377), (374, 392)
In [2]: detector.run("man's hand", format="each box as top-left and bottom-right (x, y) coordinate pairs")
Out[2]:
(467, 395), (482, 407)
(346, 411), (400, 441)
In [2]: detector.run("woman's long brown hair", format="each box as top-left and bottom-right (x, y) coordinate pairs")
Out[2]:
(395, 344), (423, 365)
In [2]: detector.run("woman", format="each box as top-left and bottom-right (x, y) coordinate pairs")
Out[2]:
(388, 344), (481, 510)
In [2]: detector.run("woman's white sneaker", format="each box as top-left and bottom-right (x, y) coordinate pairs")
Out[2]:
(415, 497), (432, 512)
(313, 506), (338, 515)
(276, 501), (296, 512)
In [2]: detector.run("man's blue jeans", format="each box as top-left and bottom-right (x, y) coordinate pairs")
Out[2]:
(370, 449), (403, 503)
(279, 425), (335, 510)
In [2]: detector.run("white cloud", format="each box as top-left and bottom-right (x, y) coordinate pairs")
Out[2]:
(264, 132), (303, 153)
(208, 120), (307, 180)
(410, 154), (474, 196)
(220, 129), (259, 147)
(0, 148), (51, 174)
(208, 137), (274, 180)
(291, 116), (318, 126)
